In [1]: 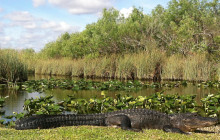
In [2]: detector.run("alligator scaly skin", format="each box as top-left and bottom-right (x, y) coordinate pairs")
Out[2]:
(15, 108), (218, 134)
(15, 113), (106, 130)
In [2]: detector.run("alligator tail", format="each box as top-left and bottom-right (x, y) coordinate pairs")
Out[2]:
(15, 114), (105, 130)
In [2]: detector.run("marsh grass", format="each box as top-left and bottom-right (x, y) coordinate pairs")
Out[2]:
(83, 58), (99, 78)
(19, 51), (37, 74)
(162, 54), (184, 80)
(183, 54), (212, 81)
(72, 59), (84, 77)
(93, 56), (114, 78)
(35, 59), (74, 76)
(0, 49), (27, 83)
(116, 54), (135, 79)
(115, 50), (166, 80)
(30, 51), (217, 81)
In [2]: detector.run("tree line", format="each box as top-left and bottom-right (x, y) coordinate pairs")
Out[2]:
(39, 0), (219, 60)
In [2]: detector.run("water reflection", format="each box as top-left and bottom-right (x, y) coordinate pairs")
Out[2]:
(0, 75), (218, 116)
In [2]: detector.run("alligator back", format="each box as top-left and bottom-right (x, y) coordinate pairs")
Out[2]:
(16, 108), (217, 134)
(15, 109), (169, 130)
(15, 114), (105, 130)
(104, 109), (170, 130)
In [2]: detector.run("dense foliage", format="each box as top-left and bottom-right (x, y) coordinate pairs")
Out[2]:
(40, 0), (220, 59)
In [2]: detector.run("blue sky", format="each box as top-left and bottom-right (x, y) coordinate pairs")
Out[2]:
(0, 0), (170, 51)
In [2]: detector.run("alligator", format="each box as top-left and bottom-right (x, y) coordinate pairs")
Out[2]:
(15, 109), (219, 134)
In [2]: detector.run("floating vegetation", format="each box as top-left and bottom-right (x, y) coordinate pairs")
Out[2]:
(197, 81), (220, 88)
(20, 79), (155, 92)
(18, 79), (219, 93)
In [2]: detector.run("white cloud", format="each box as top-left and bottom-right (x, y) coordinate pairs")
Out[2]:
(5, 11), (38, 30)
(41, 21), (57, 29)
(0, 36), (12, 48)
(33, 0), (113, 14)
(6, 11), (34, 22)
(54, 22), (72, 32)
(120, 7), (133, 18)
(41, 21), (73, 32)
(0, 22), (4, 33)
(0, 8), (3, 13)
(0, 36), (11, 42)
(1, 11), (79, 51)
(33, 0), (46, 7)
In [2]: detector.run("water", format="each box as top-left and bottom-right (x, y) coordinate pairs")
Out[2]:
(0, 75), (218, 116)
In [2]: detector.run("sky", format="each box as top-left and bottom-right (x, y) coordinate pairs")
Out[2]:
(0, 0), (170, 51)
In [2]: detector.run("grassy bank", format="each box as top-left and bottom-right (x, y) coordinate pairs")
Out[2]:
(32, 51), (219, 81)
(0, 126), (220, 140)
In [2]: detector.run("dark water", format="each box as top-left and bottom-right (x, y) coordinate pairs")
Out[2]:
(0, 75), (218, 116)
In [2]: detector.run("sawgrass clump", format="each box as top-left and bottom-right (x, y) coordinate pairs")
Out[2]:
(183, 54), (212, 81)
(30, 51), (217, 81)
(0, 49), (27, 83)
(162, 54), (184, 80)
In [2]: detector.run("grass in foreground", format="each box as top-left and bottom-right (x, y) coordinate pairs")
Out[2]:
(0, 126), (219, 140)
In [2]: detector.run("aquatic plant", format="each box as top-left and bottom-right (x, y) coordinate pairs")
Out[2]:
(20, 79), (196, 92)
(10, 92), (201, 118)
(22, 95), (64, 116)
(197, 81), (220, 88)
(20, 79), (219, 94)
(201, 92), (220, 117)
(61, 92), (197, 114)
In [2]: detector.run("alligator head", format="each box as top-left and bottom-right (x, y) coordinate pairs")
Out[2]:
(169, 113), (219, 132)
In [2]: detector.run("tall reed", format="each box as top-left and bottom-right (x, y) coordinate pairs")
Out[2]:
(115, 54), (135, 79)
(183, 54), (212, 81)
(71, 59), (84, 77)
(35, 59), (74, 76)
(162, 55), (184, 80)
(31, 52), (217, 81)
(93, 56), (115, 78)
(0, 50), (28, 83)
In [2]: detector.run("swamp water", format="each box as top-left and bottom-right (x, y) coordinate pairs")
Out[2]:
(0, 75), (218, 116)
